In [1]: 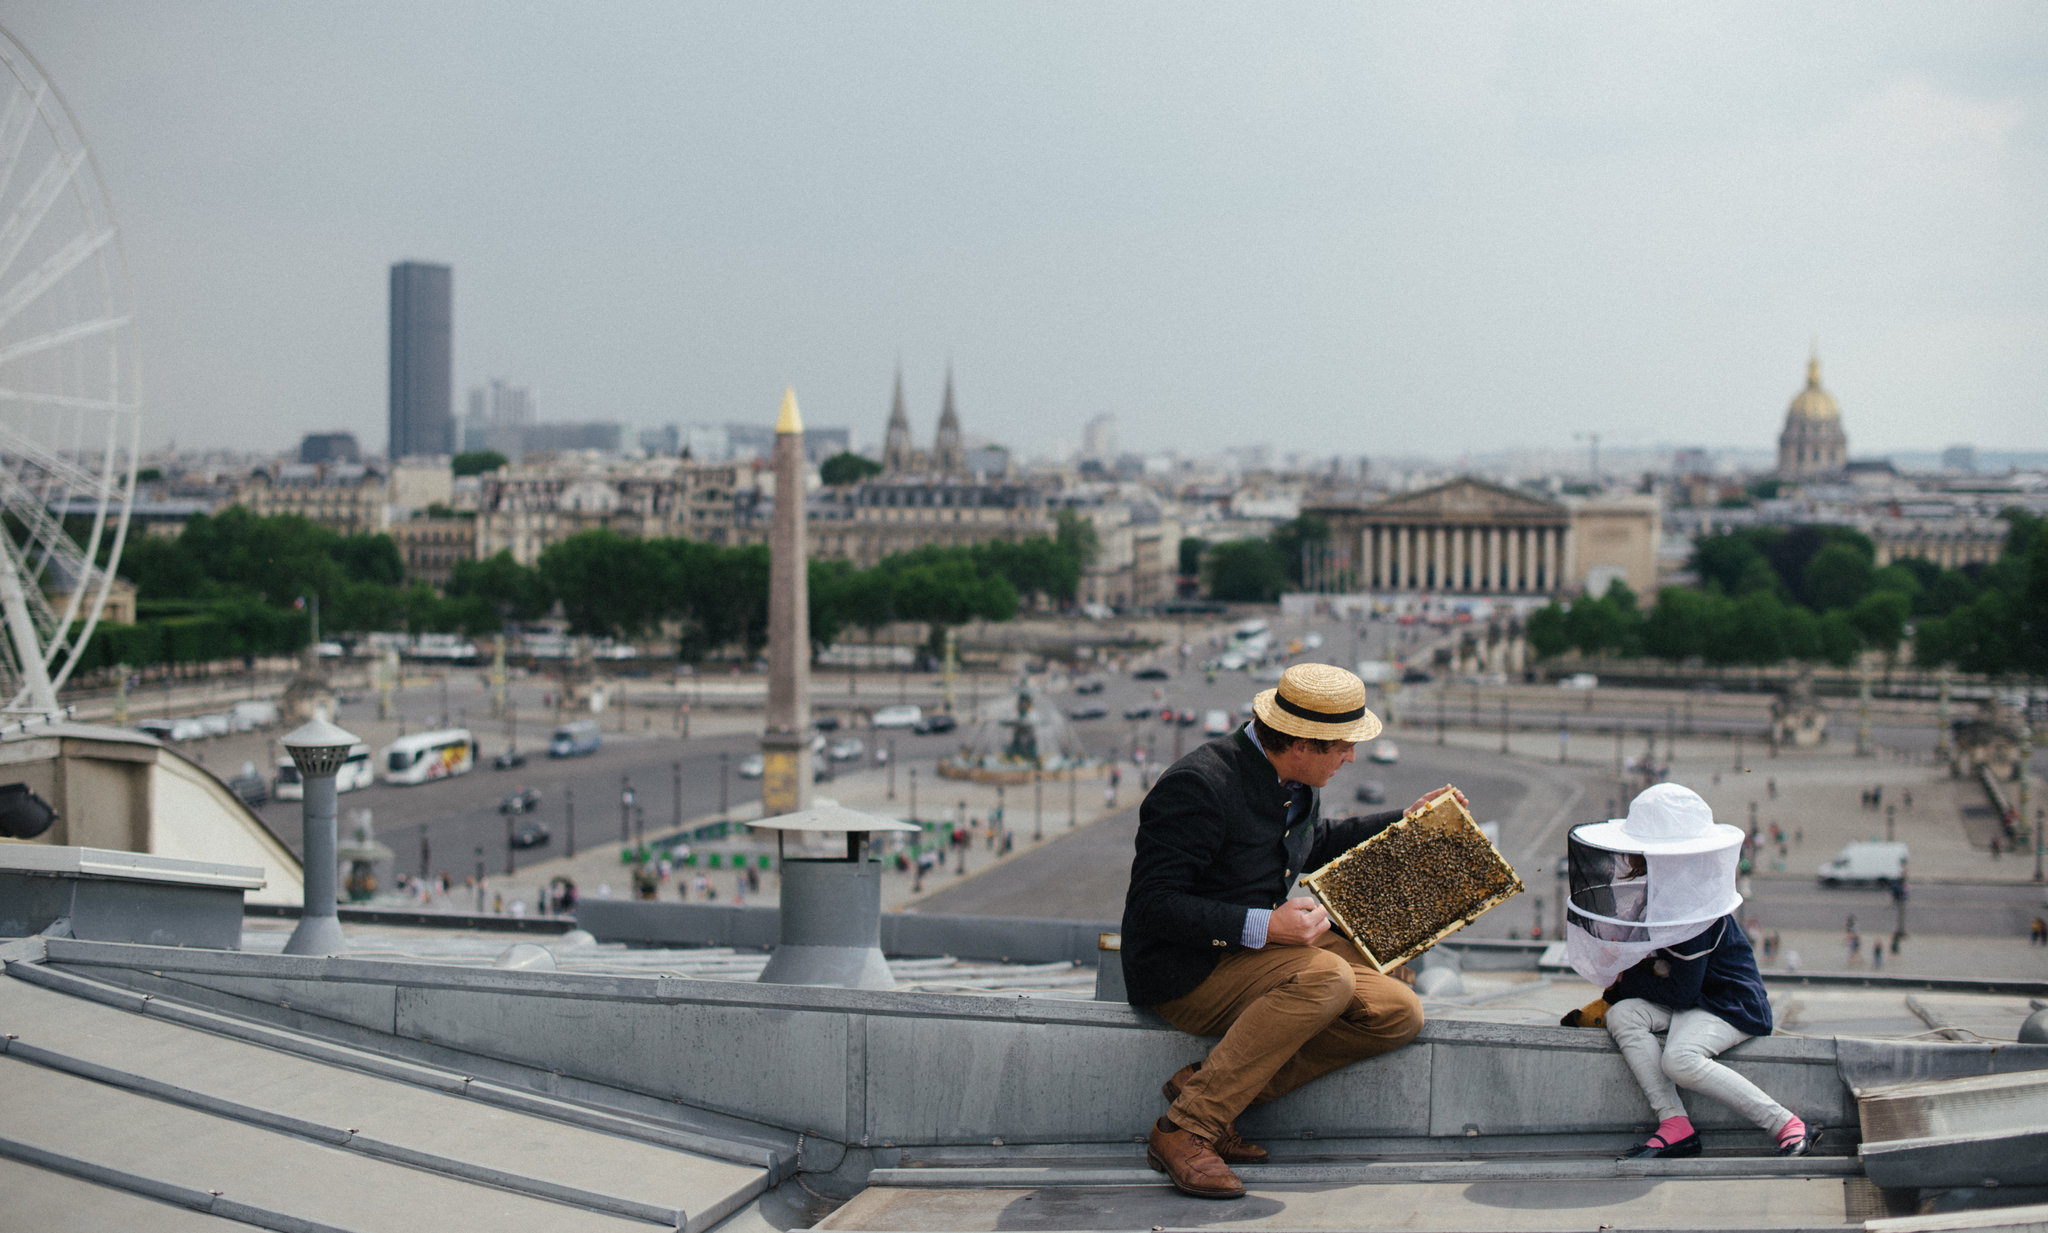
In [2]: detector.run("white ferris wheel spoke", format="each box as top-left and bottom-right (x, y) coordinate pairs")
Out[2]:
(0, 83), (46, 208)
(0, 226), (113, 329)
(0, 146), (86, 281)
(0, 417), (123, 505)
(0, 387), (134, 414)
(0, 312), (129, 369)
(0, 532), (56, 713)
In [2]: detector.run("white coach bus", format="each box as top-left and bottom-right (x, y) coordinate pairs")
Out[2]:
(379, 729), (478, 786)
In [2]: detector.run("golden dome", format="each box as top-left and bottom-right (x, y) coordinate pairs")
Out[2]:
(1786, 355), (1839, 421)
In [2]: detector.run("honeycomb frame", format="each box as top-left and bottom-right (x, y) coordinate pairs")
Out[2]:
(1299, 786), (1525, 972)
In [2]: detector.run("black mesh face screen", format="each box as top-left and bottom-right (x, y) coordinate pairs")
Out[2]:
(1567, 833), (1649, 942)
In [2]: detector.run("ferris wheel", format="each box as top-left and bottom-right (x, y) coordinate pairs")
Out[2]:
(0, 26), (140, 716)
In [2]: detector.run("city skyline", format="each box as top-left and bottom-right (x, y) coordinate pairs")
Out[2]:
(7, 3), (2044, 459)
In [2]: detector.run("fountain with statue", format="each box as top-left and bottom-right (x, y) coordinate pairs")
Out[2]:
(938, 676), (1105, 783)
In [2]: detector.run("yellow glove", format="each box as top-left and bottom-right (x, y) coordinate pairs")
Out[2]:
(1559, 997), (1609, 1028)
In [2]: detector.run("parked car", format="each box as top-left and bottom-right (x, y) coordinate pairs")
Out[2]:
(492, 748), (527, 770)
(827, 738), (866, 762)
(499, 787), (543, 815)
(1174, 710), (1200, 727)
(510, 822), (551, 850)
(737, 754), (766, 779)
(134, 719), (176, 741)
(1401, 668), (1434, 685)
(1203, 709), (1231, 735)
(1123, 704), (1156, 720)
(814, 715), (841, 732)
(914, 713), (958, 735)
(1559, 673), (1599, 691)
(872, 704), (923, 730)
(1069, 703), (1108, 721)
(1368, 739), (1400, 764)
(1133, 667), (1171, 681)
(1074, 678), (1106, 694)
(226, 763), (269, 807)
(198, 713), (231, 738)
(1355, 780), (1388, 805)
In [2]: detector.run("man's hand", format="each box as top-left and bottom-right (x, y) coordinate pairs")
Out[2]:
(1406, 785), (1471, 816)
(1267, 896), (1330, 946)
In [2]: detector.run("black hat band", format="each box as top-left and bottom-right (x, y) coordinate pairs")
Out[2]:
(1275, 693), (1367, 725)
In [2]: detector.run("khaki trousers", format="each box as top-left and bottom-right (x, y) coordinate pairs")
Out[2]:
(1154, 932), (1425, 1144)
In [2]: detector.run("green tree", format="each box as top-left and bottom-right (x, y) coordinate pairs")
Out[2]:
(1526, 603), (1570, 659)
(446, 551), (552, 625)
(1178, 536), (1205, 576)
(1204, 538), (1288, 603)
(537, 530), (666, 639)
(1848, 590), (1910, 659)
(1054, 509), (1102, 574)
(819, 452), (883, 486)
(1801, 542), (1875, 611)
(452, 450), (508, 477)
(1268, 515), (1331, 587)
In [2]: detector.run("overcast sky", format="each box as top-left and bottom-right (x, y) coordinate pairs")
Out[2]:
(7, 2), (2044, 461)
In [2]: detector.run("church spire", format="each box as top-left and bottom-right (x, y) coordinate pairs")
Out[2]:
(883, 362), (913, 474)
(934, 362), (964, 476)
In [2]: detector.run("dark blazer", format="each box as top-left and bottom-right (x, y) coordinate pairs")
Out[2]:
(1120, 729), (1400, 1007)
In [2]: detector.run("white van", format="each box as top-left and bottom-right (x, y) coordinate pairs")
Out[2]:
(1818, 840), (1908, 887)
(1203, 710), (1232, 736)
(872, 704), (923, 730)
(274, 744), (375, 800)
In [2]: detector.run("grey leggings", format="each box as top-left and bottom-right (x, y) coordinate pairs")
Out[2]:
(1605, 998), (1794, 1134)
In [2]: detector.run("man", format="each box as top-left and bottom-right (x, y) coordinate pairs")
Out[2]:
(1122, 661), (1457, 1199)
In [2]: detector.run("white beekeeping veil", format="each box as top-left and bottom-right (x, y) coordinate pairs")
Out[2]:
(1564, 783), (1744, 989)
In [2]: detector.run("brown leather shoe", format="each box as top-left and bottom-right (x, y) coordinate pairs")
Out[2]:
(1162, 1063), (1270, 1163)
(1147, 1117), (1245, 1199)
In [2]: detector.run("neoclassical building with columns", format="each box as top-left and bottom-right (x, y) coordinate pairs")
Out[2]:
(1307, 477), (1660, 599)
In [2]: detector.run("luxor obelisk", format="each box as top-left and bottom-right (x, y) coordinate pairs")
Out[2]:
(760, 386), (813, 815)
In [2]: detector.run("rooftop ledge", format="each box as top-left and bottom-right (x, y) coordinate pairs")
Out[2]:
(21, 935), (2043, 1162)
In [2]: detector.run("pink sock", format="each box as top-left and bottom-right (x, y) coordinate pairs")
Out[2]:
(1654, 1116), (1694, 1146)
(1776, 1116), (1806, 1147)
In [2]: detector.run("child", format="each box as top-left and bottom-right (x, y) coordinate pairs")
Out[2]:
(1561, 783), (1820, 1159)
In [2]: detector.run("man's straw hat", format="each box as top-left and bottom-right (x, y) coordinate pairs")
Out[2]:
(1252, 663), (1382, 744)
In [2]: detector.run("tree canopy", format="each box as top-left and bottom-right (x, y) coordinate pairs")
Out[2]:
(819, 452), (883, 485)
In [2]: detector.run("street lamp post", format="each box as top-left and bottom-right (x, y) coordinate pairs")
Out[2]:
(281, 715), (360, 956)
(620, 776), (634, 844)
(565, 787), (576, 859)
(909, 768), (918, 824)
(719, 753), (730, 818)
(1034, 771), (1044, 842)
(1068, 771), (1077, 828)
(673, 760), (683, 834)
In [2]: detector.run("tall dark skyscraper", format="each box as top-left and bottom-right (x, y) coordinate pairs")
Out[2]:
(388, 261), (452, 458)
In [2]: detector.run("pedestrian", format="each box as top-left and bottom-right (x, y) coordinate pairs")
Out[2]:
(1560, 784), (1819, 1159)
(1871, 943), (1882, 971)
(2031, 917), (2046, 947)
(1793, 827), (1803, 847)
(1767, 778), (1776, 800)
(1846, 930), (1860, 966)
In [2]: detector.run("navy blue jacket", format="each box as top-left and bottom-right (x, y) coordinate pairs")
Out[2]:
(1606, 915), (1772, 1037)
(1120, 730), (1399, 1007)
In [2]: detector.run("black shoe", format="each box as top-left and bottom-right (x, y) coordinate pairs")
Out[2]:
(1777, 1126), (1822, 1157)
(1622, 1131), (1700, 1160)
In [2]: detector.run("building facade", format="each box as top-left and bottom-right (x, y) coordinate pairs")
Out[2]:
(389, 516), (478, 588)
(473, 458), (745, 565)
(1869, 518), (2006, 570)
(1308, 477), (1660, 599)
(806, 476), (1053, 569)
(388, 262), (453, 458)
(236, 464), (390, 536)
